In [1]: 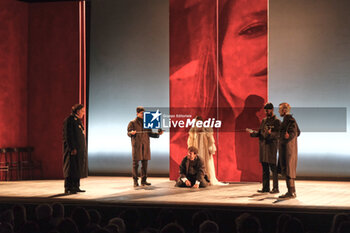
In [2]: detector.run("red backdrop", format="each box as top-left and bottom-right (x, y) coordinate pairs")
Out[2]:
(0, 0), (28, 148)
(170, 0), (268, 182)
(0, 0), (83, 179)
(27, 2), (80, 179)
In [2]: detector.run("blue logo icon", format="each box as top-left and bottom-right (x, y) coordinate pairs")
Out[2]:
(144, 109), (162, 129)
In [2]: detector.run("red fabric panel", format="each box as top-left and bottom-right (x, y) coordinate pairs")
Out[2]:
(0, 0), (28, 148)
(28, 2), (80, 179)
(170, 0), (267, 182)
(169, 0), (218, 180)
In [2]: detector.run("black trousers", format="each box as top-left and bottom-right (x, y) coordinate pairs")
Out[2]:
(132, 160), (148, 182)
(64, 176), (80, 191)
(261, 162), (279, 191)
(175, 175), (208, 188)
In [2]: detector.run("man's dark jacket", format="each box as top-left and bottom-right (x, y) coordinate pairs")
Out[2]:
(63, 114), (88, 179)
(250, 115), (281, 164)
(127, 117), (160, 161)
(179, 155), (206, 182)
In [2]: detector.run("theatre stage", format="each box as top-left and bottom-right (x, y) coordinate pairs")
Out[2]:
(0, 177), (349, 213)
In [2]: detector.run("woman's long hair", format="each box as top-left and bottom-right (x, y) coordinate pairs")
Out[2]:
(190, 0), (235, 117)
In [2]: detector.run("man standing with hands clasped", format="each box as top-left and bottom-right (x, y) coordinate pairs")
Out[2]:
(127, 106), (163, 187)
(63, 104), (88, 194)
(278, 102), (300, 199)
(247, 102), (281, 194)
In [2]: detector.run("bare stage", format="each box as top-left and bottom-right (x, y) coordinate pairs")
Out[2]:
(0, 177), (349, 212)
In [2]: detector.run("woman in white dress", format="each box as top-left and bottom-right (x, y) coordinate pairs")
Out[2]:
(187, 116), (226, 185)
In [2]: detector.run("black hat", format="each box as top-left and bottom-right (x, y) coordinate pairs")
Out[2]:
(72, 104), (84, 114)
(136, 106), (145, 113)
(264, 102), (274, 109)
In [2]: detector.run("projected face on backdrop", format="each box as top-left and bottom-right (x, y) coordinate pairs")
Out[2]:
(169, 0), (268, 182)
(220, 0), (267, 108)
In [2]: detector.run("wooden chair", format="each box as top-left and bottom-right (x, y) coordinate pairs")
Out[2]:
(3, 148), (19, 180)
(0, 148), (10, 181)
(16, 147), (42, 180)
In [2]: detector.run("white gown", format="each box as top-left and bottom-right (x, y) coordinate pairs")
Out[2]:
(187, 124), (226, 185)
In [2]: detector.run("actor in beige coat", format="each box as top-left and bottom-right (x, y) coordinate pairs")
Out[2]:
(278, 103), (300, 199)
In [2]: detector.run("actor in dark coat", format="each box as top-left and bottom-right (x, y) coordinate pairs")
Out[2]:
(278, 102), (300, 199)
(63, 104), (88, 194)
(175, 146), (208, 188)
(127, 106), (162, 187)
(248, 102), (281, 193)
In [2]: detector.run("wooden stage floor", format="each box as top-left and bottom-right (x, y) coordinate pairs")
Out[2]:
(1, 177), (350, 212)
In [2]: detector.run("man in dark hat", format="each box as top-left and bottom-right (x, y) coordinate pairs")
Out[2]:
(278, 102), (300, 199)
(63, 104), (88, 194)
(247, 102), (281, 194)
(127, 106), (163, 187)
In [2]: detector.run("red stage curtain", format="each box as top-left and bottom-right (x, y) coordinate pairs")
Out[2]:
(27, 2), (81, 179)
(170, 0), (267, 182)
(0, 0), (28, 148)
(0, 0), (82, 179)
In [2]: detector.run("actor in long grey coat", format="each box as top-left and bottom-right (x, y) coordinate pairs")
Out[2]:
(127, 106), (162, 187)
(248, 103), (281, 193)
(278, 102), (300, 199)
(63, 104), (88, 194)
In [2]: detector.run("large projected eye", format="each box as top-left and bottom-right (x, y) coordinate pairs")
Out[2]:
(238, 23), (267, 38)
